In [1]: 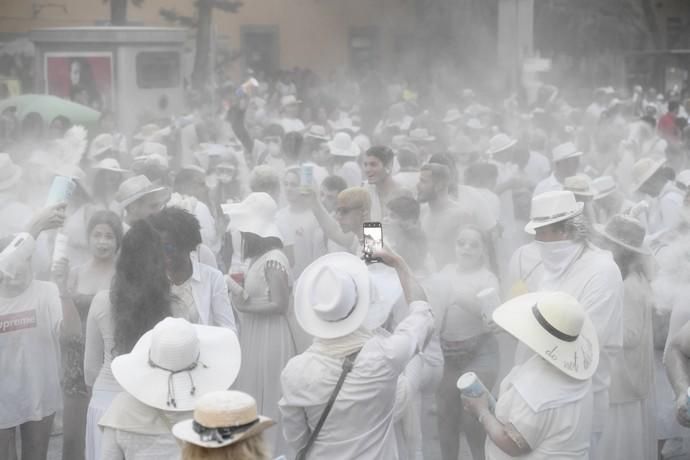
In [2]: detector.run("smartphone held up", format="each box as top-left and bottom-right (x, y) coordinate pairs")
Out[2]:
(363, 222), (383, 263)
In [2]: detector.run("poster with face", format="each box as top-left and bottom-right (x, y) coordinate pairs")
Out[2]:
(45, 53), (114, 111)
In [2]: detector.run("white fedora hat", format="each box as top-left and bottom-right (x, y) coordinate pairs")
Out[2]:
(675, 169), (690, 192)
(295, 252), (371, 339)
(281, 95), (301, 107)
(0, 153), (23, 191)
(172, 390), (274, 448)
(329, 117), (361, 134)
(221, 192), (283, 241)
(594, 214), (650, 255)
(563, 174), (594, 200)
(131, 141), (168, 160)
(408, 128), (436, 143)
(93, 158), (129, 174)
(551, 142), (583, 163)
(630, 157), (666, 192)
(115, 175), (170, 209)
(486, 133), (517, 156)
(591, 176), (617, 200)
(524, 190), (584, 234)
(304, 124), (330, 141)
(133, 123), (167, 142)
(328, 132), (361, 158)
(89, 133), (115, 158)
(111, 318), (241, 411)
(493, 291), (599, 380)
(465, 118), (484, 130)
(363, 264), (403, 331)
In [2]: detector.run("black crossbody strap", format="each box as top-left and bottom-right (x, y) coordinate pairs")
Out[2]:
(295, 349), (361, 460)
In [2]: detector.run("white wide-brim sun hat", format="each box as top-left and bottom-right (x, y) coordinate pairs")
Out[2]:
(221, 192), (283, 241)
(492, 291), (599, 380)
(295, 252), (371, 339)
(111, 318), (241, 412)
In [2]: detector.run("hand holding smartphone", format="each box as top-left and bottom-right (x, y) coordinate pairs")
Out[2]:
(363, 222), (383, 263)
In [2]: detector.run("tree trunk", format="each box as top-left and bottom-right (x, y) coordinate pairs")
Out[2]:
(192, 0), (213, 91)
(110, 0), (128, 25)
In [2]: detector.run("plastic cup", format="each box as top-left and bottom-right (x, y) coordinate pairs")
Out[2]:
(457, 371), (496, 413)
(51, 233), (69, 272)
(46, 175), (76, 206)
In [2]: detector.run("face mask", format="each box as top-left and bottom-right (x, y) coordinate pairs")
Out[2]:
(535, 239), (583, 281)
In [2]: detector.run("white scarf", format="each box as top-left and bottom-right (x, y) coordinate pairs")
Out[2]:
(536, 240), (584, 285)
(309, 327), (373, 359)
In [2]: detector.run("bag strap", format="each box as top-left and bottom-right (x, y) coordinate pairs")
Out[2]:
(295, 349), (361, 460)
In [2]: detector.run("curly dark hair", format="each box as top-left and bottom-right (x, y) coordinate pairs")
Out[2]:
(148, 206), (202, 254)
(111, 219), (171, 355)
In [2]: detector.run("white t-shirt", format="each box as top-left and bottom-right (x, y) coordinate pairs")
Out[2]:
(0, 280), (63, 428)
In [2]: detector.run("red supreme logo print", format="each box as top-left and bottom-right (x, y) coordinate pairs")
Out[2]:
(0, 310), (37, 333)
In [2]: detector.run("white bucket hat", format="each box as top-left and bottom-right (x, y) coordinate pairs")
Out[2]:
(363, 264), (403, 331)
(493, 291), (599, 380)
(89, 133), (115, 158)
(295, 252), (371, 339)
(115, 175), (170, 209)
(93, 158), (129, 173)
(630, 157), (666, 192)
(524, 191), (584, 234)
(551, 142), (583, 163)
(486, 133), (517, 156)
(591, 176), (617, 200)
(111, 318), (241, 411)
(172, 390), (274, 448)
(221, 192), (283, 241)
(328, 132), (361, 158)
(0, 153), (23, 191)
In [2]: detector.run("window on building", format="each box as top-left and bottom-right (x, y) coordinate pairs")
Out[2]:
(241, 26), (279, 77)
(349, 27), (380, 70)
(136, 51), (180, 89)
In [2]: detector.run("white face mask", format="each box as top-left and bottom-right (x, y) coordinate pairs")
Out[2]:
(535, 239), (583, 281)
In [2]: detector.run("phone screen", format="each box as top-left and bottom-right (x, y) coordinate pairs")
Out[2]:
(363, 222), (383, 261)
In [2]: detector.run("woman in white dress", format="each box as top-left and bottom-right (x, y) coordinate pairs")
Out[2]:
(595, 214), (655, 460)
(83, 220), (173, 460)
(223, 192), (296, 452)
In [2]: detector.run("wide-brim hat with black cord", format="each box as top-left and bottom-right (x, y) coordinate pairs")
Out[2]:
(172, 390), (274, 448)
(111, 317), (241, 412)
(492, 291), (599, 380)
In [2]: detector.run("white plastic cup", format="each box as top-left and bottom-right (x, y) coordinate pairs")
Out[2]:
(457, 371), (496, 413)
(46, 175), (76, 206)
(52, 232), (69, 272)
(0, 233), (35, 278)
(476, 287), (501, 325)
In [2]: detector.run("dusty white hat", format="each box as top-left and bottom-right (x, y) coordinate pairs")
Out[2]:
(551, 142), (583, 163)
(493, 291), (599, 380)
(295, 252), (371, 339)
(486, 133), (517, 156)
(630, 157), (666, 192)
(221, 192), (282, 241)
(89, 133), (115, 158)
(115, 175), (170, 209)
(591, 176), (617, 200)
(111, 318), (241, 411)
(93, 158), (128, 173)
(442, 108), (463, 124)
(172, 390), (274, 448)
(524, 190), (584, 234)
(563, 174), (594, 200)
(328, 132), (361, 158)
(594, 214), (650, 255)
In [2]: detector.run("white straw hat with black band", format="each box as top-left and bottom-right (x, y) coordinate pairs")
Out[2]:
(524, 191), (584, 235)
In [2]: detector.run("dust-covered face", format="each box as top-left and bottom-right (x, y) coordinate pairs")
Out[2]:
(455, 228), (484, 270)
(89, 223), (117, 261)
(0, 256), (33, 297)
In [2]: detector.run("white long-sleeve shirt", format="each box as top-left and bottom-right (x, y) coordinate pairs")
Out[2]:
(279, 301), (434, 460)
